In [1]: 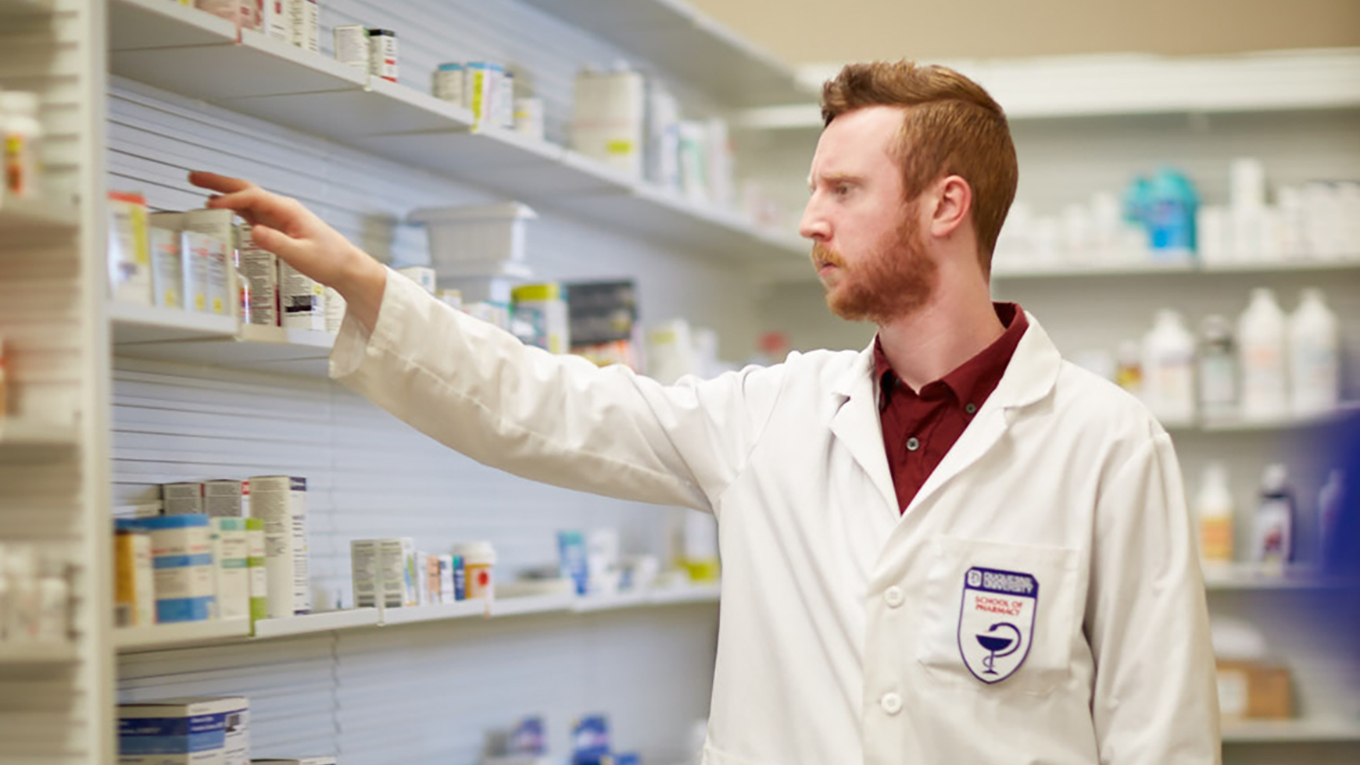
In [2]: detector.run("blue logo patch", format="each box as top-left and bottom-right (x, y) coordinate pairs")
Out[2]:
(957, 566), (1039, 684)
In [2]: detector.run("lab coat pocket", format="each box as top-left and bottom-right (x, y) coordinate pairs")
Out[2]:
(915, 536), (1080, 696)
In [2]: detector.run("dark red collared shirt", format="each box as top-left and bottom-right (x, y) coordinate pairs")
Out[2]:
(874, 303), (1029, 513)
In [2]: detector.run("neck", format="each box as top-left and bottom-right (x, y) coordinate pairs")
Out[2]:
(876, 263), (1004, 391)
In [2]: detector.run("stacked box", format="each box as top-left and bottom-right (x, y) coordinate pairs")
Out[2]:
(118, 697), (249, 765)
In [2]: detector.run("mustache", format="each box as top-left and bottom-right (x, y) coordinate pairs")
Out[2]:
(811, 243), (846, 268)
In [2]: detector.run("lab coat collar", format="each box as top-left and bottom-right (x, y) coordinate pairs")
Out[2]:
(830, 309), (1061, 411)
(826, 310), (1064, 520)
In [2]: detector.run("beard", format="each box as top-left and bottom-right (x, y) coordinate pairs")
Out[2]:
(812, 208), (938, 324)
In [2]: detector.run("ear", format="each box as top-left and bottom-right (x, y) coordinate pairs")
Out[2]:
(928, 175), (972, 239)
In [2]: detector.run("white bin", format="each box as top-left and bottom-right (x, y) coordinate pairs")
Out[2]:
(408, 202), (537, 263)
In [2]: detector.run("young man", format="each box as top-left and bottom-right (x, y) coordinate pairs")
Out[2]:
(192, 61), (1219, 764)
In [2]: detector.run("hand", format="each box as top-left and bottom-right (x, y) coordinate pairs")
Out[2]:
(188, 171), (387, 332)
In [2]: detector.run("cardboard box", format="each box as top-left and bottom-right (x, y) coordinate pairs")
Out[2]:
(248, 476), (310, 618)
(1216, 659), (1293, 719)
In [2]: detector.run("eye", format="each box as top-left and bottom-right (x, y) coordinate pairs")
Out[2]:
(833, 183), (852, 198)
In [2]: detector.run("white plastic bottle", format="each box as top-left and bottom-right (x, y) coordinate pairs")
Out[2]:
(1253, 464), (1295, 570)
(1287, 288), (1340, 418)
(1196, 462), (1235, 567)
(0, 91), (43, 201)
(1142, 309), (1197, 426)
(1237, 288), (1289, 421)
(1198, 315), (1238, 422)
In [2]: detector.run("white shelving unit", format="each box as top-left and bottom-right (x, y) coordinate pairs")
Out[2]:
(0, 417), (80, 449)
(0, 198), (80, 237)
(1223, 718), (1360, 744)
(0, 642), (80, 665)
(110, 587), (720, 651)
(513, 0), (814, 107)
(103, 0), (806, 263)
(741, 48), (1360, 128)
(115, 618), (252, 653)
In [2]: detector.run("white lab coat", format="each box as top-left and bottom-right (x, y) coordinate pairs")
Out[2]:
(332, 269), (1221, 765)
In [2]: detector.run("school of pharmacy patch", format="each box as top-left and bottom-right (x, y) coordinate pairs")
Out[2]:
(957, 566), (1039, 684)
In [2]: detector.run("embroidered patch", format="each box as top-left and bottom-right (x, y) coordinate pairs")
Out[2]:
(957, 566), (1039, 684)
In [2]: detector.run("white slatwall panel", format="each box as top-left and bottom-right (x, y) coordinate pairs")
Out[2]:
(1, 0), (108, 764)
(103, 1), (760, 761)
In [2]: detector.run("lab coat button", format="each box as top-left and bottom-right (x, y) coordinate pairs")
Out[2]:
(884, 586), (904, 608)
(906, 437), (920, 451)
(881, 692), (903, 715)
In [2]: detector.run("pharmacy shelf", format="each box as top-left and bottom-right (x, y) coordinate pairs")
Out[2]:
(105, 0), (805, 264)
(1203, 564), (1335, 591)
(1222, 718), (1360, 743)
(1162, 404), (1359, 436)
(0, 0), (52, 17)
(112, 588), (719, 656)
(0, 199), (79, 240)
(0, 418), (79, 449)
(648, 583), (721, 605)
(109, 302), (239, 344)
(252, 608), (380, 639)
(115, 618), (252, 653)
(0, 642), (78, 665)
(514, 0), (813, 107)
(744, 49), (1360, 129)
(377, 600), (491, 626)
(573, 590), (653, 613)
(489, 592), (577, 618)
(112, 320), (334, 377)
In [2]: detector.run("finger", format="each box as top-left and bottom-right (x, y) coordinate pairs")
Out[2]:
(249, 224), (310, 268)
(207, 187), (298, 231)
(188, 171), (253, 194)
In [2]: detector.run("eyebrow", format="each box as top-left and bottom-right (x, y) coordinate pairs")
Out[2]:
(808, 173), (861, 191)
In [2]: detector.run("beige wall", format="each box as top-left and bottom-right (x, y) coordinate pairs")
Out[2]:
(688, 0), (1360, 65)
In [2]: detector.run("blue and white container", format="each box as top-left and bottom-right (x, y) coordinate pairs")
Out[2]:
(119, 515), (215, 624)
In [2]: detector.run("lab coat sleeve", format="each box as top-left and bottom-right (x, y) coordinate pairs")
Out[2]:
(1086, 432), (1221, 764)
(329, 268), (783, 513)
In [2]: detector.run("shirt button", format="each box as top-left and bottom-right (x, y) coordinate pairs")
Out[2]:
(965, 403), (977, 414)
(884, 586), (904, 608)
(881, 692), (903, 715)
(906, 437), (920, 452)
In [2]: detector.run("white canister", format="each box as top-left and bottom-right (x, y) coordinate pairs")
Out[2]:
(433, 63), (464, 104)
(454, 541), (496, 601)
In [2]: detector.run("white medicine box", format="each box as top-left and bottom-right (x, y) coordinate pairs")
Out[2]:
(408, 202), (537, 265)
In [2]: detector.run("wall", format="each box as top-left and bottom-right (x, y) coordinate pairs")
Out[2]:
(688, 0), (1360, 65)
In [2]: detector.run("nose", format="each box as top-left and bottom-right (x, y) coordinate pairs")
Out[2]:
(799, 196), (831, 242)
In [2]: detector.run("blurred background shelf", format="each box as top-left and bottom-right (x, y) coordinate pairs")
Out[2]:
(110, 302), (238, 344)
(513, 0), (814, 107)
(0, 199), (78, 239)
(115, 618), (251, 653)
(0, 418), (78, 448)
(252, 609), (380, 639)
(0, 642), (77, 665)
(1223, 718), (1360, 743)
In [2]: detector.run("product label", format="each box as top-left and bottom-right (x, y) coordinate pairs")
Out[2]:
(1200, 517), (1233, 562)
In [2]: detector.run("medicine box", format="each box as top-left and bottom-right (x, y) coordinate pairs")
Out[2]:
(119, 515), (215, 624)
(351, 538), (416, 609)
(251, 759), (335, 765)
(1217, 660), (1293, 719)
(108, 191), (152, 305)
(248, 476), (310, 618)
(163, 483), (205, 516)
(211, 518), (251, 621)
(204, 480), (243, 518)
(118, 696), (249, 765)
(114, 527), (155, 628)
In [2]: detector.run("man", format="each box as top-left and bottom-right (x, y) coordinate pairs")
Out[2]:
(192, 60), (1219, 764)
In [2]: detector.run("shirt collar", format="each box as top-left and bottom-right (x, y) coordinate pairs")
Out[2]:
(873, 302), (1029, 408)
